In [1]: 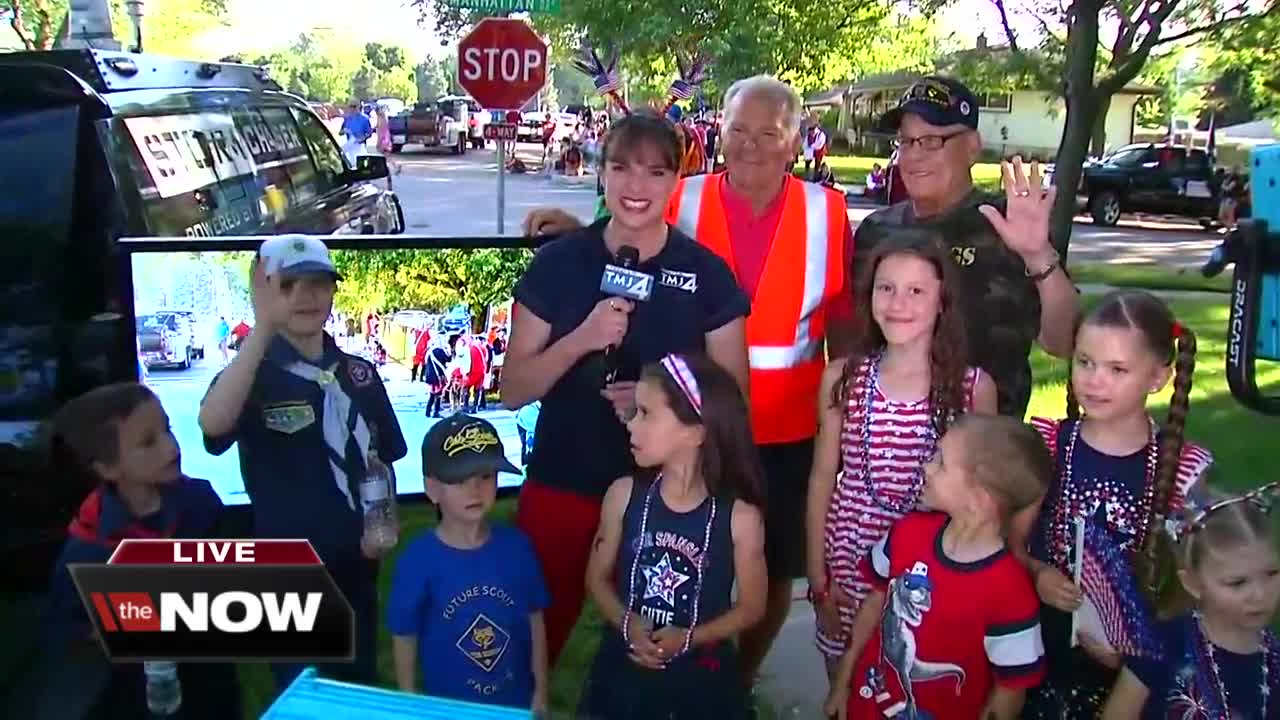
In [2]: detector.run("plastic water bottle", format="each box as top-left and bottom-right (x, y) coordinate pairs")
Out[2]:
(143, 660), (181, 717)
(360, 451), (398, 552)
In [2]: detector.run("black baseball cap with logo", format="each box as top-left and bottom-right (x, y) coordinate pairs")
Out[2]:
(878, 76), (980, 133)
(421, 414), (519, 484)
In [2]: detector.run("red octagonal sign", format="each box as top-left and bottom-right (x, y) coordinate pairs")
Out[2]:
(457, 18), (548, 111)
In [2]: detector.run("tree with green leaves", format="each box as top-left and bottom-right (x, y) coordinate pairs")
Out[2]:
(1207, 9), (1280, 119)
(6, 0), (227, 54)
(980, 0), (1277, 254)
(411, 0), (939, 96)
(331, 249), (531, 331)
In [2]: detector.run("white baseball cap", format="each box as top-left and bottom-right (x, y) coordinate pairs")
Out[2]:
(258, 235), (342, 280)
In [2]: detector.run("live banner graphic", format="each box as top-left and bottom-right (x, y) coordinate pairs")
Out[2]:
(69, 539), (354, 662)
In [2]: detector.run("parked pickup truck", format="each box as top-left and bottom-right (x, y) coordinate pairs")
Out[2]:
(1080, 144), (1217, 226)
(387, 98), (470, 155)
(137, 311), (195, 370)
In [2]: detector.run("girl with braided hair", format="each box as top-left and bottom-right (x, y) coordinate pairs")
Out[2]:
(1011, 289), (1214, 719)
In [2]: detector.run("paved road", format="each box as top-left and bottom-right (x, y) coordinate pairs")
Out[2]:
(145, 340), (529, 507)
(386, 145), (1221, 267)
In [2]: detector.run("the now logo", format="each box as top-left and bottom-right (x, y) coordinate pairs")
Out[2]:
(71, 539), (353, 662)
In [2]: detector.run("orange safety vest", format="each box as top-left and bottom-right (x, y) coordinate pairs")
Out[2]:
(665, 173), (847, 444)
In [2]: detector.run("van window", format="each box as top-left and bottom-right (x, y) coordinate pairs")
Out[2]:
(291, 109), (346, 194)
(121, 106), (315, 237)
(0, 106), (80, 426)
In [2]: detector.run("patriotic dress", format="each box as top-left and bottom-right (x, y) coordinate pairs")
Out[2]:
(815, 354), (981, 658)
(1024, 417), (1213, 719)
(1128, 615), (1280, 720)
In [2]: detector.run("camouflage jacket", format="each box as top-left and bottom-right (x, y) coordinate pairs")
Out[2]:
(853, 190), (1041, 418)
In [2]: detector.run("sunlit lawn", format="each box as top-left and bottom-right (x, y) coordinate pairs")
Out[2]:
(798, 153), (1006, 194)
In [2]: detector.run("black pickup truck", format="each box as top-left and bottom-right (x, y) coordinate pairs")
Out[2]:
(1080, 143), (1218, 226)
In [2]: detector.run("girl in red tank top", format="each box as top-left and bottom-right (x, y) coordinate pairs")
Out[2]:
(805, 230), (998, 684)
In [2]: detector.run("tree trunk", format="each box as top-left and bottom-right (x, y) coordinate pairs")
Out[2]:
(1049, 0), (1104, 260)
(1090, 93), (1112, 156)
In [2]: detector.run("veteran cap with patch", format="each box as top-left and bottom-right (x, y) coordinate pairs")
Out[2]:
(422, 414), (519, 484)
(878, 75), (980, 133)
(259, 234), (342, 280)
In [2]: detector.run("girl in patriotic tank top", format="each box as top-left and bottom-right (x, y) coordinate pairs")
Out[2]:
(1011, 289), (1214, 719)
(1102, 483), (1280, 720)
(806, 231), (998, 679)
(580, 353), (767, 719)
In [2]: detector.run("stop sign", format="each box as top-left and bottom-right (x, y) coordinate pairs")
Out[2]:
(457, 18), (548, 111)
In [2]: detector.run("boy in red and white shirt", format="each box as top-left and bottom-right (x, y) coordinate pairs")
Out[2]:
(826, 415), (1052, 720)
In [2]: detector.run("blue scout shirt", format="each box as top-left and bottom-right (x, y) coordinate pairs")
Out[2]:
(45, 477), (224, 648)
(386, 525), (549, 708)
(203, 334), (407, 552)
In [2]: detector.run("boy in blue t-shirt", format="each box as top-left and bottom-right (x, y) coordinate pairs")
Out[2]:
(388, 414), (549, 711)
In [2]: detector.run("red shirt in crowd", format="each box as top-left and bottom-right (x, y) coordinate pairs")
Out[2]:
(844, 512), (1046, 718)
(718, 175), (855, 324)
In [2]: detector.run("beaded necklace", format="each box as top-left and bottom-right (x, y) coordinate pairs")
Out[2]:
(1194, 612), (1272, 718)
(858, 352), (936, 515)
(1048, 417), (1158, 571)
(621, 476), (717, 657)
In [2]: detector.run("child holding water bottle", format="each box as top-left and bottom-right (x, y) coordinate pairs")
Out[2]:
(38, 383), (241, 720)
(387, 414), (550, 712)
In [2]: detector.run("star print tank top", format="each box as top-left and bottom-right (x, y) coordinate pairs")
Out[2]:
(613, 476), (734, 648)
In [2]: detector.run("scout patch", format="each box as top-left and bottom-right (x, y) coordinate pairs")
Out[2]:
(348, 359), (374, 387)
(262, 402), (316, 434)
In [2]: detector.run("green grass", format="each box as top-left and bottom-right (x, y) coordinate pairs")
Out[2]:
(1066, 262), (1232, 294)
(799, 154), (1006, 194)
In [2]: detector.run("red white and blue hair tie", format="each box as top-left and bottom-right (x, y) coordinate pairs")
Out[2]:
(660, 354), (702, 416)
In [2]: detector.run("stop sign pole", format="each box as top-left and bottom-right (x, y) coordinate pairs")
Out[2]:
(457, 18), (549, 234)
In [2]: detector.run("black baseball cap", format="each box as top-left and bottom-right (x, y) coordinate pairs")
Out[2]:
(421, 414), (519, 484)
(878, 76), (979, 132)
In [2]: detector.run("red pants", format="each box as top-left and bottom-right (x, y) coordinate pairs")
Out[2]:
(515, 479), (603, 665)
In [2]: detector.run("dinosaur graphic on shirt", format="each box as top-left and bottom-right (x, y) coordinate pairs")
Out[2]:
(879, 562), (966, 719)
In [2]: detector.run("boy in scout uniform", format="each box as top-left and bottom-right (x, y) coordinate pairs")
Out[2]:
(198, 235), (407, 689)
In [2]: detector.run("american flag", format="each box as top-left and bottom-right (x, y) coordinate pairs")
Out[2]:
(594, 72), (620, 96)
(668, 79), (696, 100)
(1077, 521), (1162, 659)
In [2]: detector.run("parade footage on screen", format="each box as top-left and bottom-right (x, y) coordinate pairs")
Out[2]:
(131, 250), (529, 506)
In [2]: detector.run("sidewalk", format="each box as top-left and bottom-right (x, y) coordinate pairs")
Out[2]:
(757, 583), (828, 718)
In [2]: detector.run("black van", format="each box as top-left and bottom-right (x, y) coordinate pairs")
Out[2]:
(0, 50), (405, 588)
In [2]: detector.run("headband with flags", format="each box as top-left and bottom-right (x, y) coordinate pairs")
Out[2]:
(572, 45), (629, 114)
(662, 52), (710, 114)
(660, 354), (703, 416)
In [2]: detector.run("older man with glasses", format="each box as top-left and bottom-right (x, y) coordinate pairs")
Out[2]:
(856, 75), (1079, 418)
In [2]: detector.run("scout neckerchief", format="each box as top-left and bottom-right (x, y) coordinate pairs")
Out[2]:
(280, 344), (371, 511)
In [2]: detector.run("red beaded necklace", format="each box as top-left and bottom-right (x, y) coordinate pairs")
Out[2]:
(1048, 417), (1159, 571)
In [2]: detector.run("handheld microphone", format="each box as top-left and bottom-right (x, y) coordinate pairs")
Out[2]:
(597, 246), (652, 383)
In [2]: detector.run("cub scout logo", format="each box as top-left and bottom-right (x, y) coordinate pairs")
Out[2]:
(443, 423), (500, 457)
(348, 360), (373, 387)
(262, 402), (316, 434)
(457, 614), (511, 672)
(660, 269), (698, 293)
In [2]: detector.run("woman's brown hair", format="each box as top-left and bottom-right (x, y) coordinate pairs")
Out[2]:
(600, 111), (682, 174)
(1066, 290), (1197, 598)
(833, 229), (970, 438)
(639, 354), (766, 510)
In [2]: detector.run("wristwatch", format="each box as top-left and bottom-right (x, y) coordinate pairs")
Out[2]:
(1025, 249), (1061, 282)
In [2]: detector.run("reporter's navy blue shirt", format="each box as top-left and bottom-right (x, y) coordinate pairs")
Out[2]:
(203, 334), (407, 554)
(514, 219), (749, 498)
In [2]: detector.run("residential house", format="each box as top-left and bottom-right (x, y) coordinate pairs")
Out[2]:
(807, 35), (1161, 160)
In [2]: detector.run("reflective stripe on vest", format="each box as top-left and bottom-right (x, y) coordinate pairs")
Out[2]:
(668, 173), (846, 443)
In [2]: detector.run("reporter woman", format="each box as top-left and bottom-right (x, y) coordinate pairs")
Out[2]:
(501, 111), (750, 665)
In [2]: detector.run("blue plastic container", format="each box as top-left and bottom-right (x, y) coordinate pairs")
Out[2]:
(261, 668), (533, 719)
